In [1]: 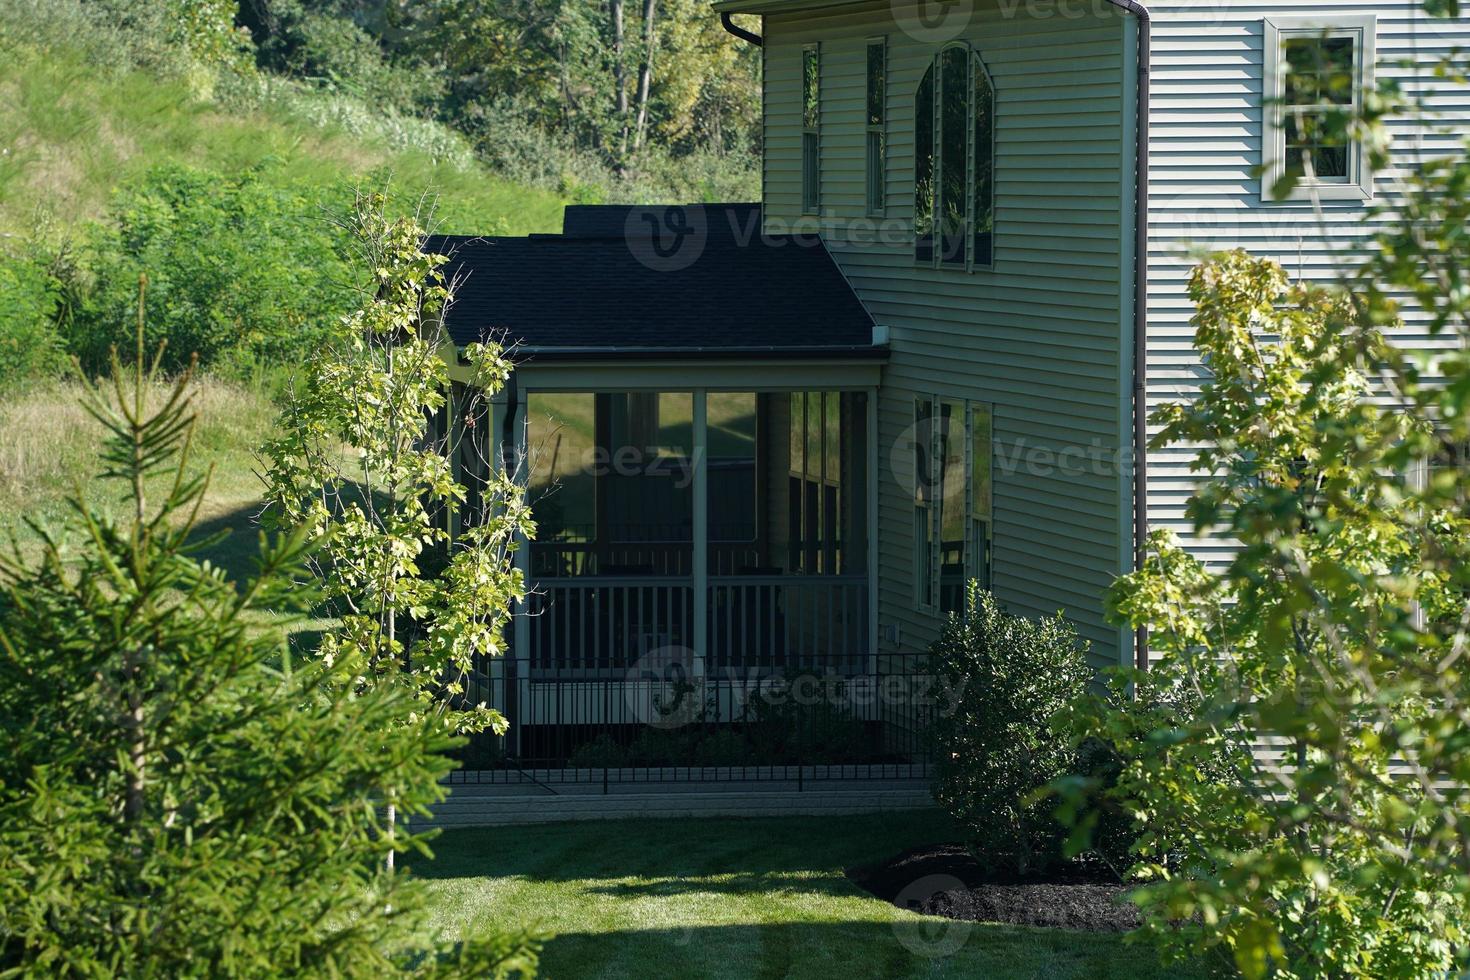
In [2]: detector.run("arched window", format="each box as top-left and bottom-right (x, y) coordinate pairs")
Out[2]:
(914, 45), (995, 268)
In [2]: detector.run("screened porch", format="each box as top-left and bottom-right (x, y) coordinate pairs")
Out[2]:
(518, 388), (874, 678)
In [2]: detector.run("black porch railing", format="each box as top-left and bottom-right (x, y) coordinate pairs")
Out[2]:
(450, 575), (936, 785)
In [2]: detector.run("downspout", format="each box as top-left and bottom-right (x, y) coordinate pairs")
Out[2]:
(1105, 0), (1151, 671)
(721, 11), (762, 46)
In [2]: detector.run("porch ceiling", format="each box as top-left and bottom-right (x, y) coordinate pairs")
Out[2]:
(426, 204), (883, 361)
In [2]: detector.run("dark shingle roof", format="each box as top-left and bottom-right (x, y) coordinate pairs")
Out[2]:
(426, 204), (881, 360)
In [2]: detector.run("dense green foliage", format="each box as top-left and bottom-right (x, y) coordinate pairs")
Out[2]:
(930, 586), (1094, 876)
(0, 304), (539, 977)
(262, 194), (533, 864)
(0, 245), (67, 389)
(65, 164), (356, 375)
(1095, 251), (1468, 978)
(0, 0), (565, 389)
(240, 0), (762, 198)
(1049, 8), (1470, 976)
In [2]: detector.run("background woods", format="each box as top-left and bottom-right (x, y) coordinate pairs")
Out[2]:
(237, 0), (761, 188)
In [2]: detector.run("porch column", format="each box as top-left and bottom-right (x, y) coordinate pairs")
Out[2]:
(867, 386), (880, 668)
(509, 390), (530, 757)
(692, 389), (708, 676)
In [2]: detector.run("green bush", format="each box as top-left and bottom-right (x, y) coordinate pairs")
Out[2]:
(567, 734), (630, 769)
(64, 163), (356, 375)
(743, 681), (873, 765)
(0, 248), (67, 390)
(244, 2), (443, 116)
(930, 585), (1094, 876)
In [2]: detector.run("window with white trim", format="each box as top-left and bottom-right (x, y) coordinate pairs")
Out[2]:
(866, 38), (886, 215)
(1263, 16), (1376, 202)
(914, 43), (995, 269)
(802, 44), (820, 214)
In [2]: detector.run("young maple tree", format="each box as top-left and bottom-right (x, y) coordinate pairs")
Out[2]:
(262, 190), (533, 860)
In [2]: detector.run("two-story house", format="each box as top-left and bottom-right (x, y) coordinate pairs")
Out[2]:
(432, 0), (1467, 783)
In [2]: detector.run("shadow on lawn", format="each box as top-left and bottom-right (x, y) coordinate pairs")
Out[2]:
(185, 476), (389, 591)
(409, 812), (961, 887)
(580, 871), (858, 900)
(529, 922), (1187, 980)
(188, 503), (267, 589)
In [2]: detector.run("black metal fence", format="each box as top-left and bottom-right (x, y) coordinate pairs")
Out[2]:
(449, 651), (937, 786)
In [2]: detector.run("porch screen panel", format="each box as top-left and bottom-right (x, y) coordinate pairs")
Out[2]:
(706, 391), (758, 575)
(604, 392), (694, 575)
(526, 392), (597, 577)
(710, 391), (868, 673)
(452, 381), (491, 529)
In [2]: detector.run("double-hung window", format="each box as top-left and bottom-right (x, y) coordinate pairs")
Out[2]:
(866, 38), (887, 215)
(1263, 16), (1376, 202)
(914, 43), (995, 269)
(802, 44), (821, 214)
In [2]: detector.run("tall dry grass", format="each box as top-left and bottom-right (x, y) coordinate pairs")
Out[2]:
(0, 375), (277, 542)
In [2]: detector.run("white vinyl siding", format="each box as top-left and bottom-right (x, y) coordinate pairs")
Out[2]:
(763, 0), (1131, 670)
(1143, 1), (1469, 645)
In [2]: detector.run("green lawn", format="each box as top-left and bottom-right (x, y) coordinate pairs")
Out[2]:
(411, 813), (1200, 979)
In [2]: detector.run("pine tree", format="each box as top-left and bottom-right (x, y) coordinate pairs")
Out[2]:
(0, 281), (538, 977)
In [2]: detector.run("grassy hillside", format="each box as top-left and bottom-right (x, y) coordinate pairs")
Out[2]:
(0, 19), (567, 559)
(0, 41), (566, 240)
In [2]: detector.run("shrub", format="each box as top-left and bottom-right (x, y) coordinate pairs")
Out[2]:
(692, 729), (752, 767)
(63, 163), (356, 375)
(0, 247), (67, 390)
(568, 734), (630, 769)
(744, 681), (872, 765)
(1090, 250), (1470, 976)
(245, 4), (443, 116)
(929, 584), (1093, 876)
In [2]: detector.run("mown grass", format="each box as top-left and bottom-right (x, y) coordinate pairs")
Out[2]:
(412, 813), (1202, 980)
(0, 42), (567, 240)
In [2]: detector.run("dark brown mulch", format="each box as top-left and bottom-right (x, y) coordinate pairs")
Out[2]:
(846, 842), (1141, 933)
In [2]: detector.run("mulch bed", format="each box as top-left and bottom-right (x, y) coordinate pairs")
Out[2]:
(846, 842), (1141, 933)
